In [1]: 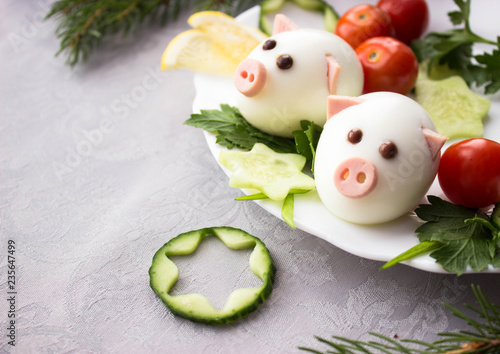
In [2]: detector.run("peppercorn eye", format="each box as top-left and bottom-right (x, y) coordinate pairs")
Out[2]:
(263, 39), (277, 50)
(347, 128), (363, 144)
(276, 54), (293, 70)
(379, 141), (398, 159)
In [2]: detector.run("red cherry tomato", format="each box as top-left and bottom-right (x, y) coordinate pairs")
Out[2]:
(334, 4), (395, 49)
(438, 138), (500, 209)
(377, 0), (429, 45)
(355, 36), (418, 95)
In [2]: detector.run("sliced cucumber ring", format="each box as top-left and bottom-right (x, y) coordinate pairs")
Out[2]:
(259, 0), (339, 35)
(149, 227), (275, 324)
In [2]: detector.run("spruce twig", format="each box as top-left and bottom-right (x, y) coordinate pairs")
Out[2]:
(299, 285), (500, 353)
(45, 0), (260, 66)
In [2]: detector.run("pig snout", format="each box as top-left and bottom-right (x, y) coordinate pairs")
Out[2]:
(234, 58), (267, 97)
(334, 157), (378, 198)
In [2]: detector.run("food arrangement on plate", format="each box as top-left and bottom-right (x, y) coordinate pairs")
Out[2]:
(153, 0), (500, 318)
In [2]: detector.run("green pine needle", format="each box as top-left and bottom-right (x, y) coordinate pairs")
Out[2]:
(45, 0), (260, 66)
(300, 285), (500, 353)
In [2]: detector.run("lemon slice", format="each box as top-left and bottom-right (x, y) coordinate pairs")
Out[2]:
(161, 11), (267, 74)
(415, 75), (491, 139)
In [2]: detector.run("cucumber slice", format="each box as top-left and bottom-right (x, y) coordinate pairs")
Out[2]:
(259, 0), (339, 35)
(218, 143), (315, 201)
(415, 74), (491, 139)
(149, 227), (275, 324)
(260, 0), (286, 13)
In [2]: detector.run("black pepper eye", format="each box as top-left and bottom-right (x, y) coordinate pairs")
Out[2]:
(347, 128), (363, 144)
(276, 54), (293, 69)
(379, 141), (398, 159)
(263, 39), (276, 50)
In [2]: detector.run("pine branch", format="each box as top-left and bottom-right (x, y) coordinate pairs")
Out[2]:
(45, 0), (260, 66)
(299, 285), (500, 354)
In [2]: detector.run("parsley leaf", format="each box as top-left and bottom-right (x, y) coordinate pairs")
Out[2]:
(292, 120), (323, 173)
(384, 196), (499, 275)
(185, 105), (324, 166)
(448, 0), (470, 25)
(494, 251), (500, 268)
(411, 0), (500, 93)
(185, 104), (297, 154)
(415, 197), (495, 275)
(470, 49), (500, 94)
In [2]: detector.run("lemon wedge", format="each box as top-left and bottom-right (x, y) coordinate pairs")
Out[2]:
(161, 11), (267, 74)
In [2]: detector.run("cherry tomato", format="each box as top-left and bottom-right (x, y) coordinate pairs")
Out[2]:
(334, 4), (395, 49)
(438, 138), (500, 208)
(355, 36), (418, 95)
(377, 0), (429, 45)
(438, 138), (500, 209)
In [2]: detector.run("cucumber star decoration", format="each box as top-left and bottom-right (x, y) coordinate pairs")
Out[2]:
(415, 74), (490, 139)
(218, 143), (315, 201)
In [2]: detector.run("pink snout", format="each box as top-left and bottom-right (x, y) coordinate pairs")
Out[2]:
(334, 157), (378, 198)
(234, 58), (267, 97)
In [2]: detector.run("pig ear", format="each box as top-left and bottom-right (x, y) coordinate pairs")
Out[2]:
(327, 95), (363, 120)
(326, 54), (342, 95)
(421, 126), (447, 160)
(272, 14), (301, 35)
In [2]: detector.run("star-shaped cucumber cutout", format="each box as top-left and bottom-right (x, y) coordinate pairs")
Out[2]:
(415, 74), (490, 139)
(149, 227), (275, 324)
(218, 143), (315, 201)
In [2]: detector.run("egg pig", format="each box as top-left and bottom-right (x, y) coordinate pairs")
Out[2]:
(234, 14), (363, 138)
(314, 92), (447, 224)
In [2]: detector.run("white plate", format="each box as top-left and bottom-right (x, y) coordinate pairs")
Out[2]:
(191, 6), (500, 274)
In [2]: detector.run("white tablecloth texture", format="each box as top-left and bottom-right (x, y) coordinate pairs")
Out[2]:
(1, 0), (499, 353)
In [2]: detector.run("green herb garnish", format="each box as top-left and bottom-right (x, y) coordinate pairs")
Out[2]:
(292, 120), (323, 174)
(185, 104), (297, 154)
(383, 196), (500, 275)
(185, 105), (323, 165)
(411, 0), (500, 94)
